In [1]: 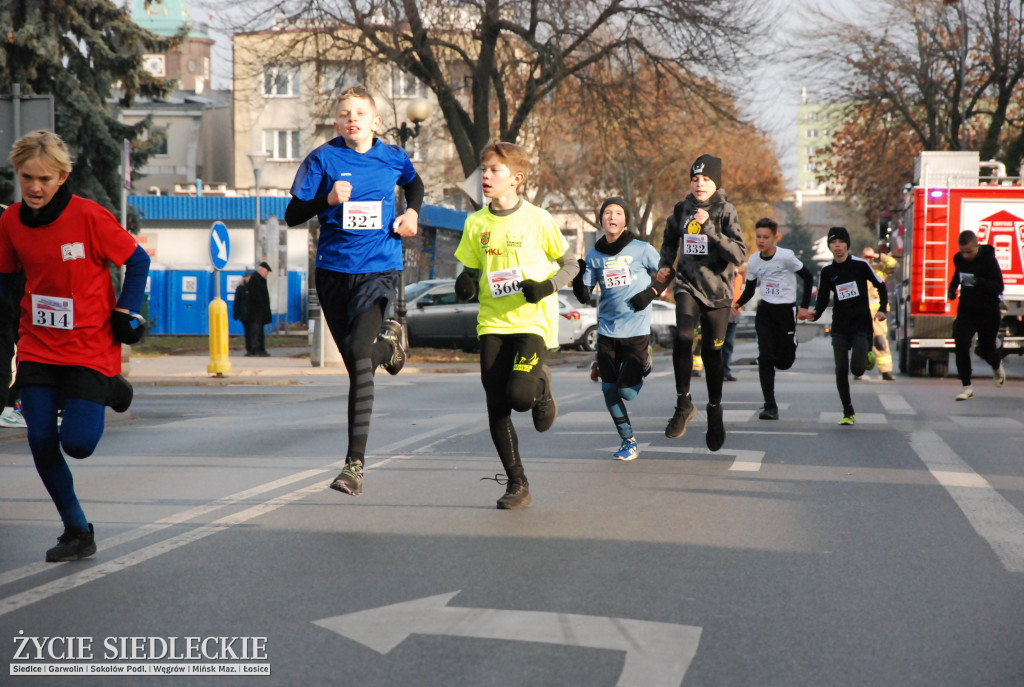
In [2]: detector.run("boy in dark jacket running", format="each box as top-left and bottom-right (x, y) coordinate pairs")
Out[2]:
(656, 154), (746, 451)
(948, 230), (1005, 400)
(805, 226), (888, 425)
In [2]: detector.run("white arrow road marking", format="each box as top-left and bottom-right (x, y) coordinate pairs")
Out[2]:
(313, 591), (703, 687)
(910, 429), (1024, 573)
(630, 444), (764, 472)
(212, 231), (228, 261)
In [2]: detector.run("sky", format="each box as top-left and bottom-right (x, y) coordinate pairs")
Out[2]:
(182, 0), (866, 190)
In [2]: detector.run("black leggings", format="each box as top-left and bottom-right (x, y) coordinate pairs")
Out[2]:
(833, 345), (869, 413)
(479, 333), (547, 483)
(953, 307), (1002, 386)
(672, 293), (731, 403)
(321, 302), (391, 465)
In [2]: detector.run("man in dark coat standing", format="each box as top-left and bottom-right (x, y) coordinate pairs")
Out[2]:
(246, 262), (273, 357)
(233, 272), (252, 355)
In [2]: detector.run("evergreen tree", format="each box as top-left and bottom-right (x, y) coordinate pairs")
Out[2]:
(0, 0), (172, 210)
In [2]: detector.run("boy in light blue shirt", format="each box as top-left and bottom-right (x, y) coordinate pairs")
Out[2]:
(573, 197), (664, 461)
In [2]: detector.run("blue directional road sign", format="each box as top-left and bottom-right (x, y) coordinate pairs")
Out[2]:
(209, 221), (230, 270)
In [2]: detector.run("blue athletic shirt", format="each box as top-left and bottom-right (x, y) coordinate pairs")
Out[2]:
(583, 239), (661, 338)
(290, 137), (418, 274)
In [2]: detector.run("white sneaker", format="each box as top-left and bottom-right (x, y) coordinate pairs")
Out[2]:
(0, 406), (26, 427)
(955, 387), (974, 401)
(994, 363), (1006, 387)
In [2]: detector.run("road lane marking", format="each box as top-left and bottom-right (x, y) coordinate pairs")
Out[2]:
(314, 591), (703, 687)
(0, 467), (330, 589)
(947, 416), (1023, 430)
(909, 429), (1024, 573)
(817, 412), (887, 424)
(0, 477), (338, 618)
(877, 393), (914, 414)
(0, 422), (472, 615)
(639, 445), (765, 472)
(729, 431), (818, 436)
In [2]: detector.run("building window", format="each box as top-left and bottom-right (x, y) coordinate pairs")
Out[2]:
(805, 163), (815, 172)
(392, 68), (428, 98)
(806, 129), (818, 139)
(805, 146), (816, 156)
(806, 111), (819, 121)
(264, 130), (302, 160)
(264, 65), (300, 97)
(320, 62), (365, 95)
(141, 126), (169, 157)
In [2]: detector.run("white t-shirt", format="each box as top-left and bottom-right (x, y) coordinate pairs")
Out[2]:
(745, 247), (804, 304)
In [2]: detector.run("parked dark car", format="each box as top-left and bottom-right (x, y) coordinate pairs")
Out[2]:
(400, 279), (581, 351)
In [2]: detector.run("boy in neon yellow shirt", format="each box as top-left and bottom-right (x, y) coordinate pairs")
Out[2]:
(454, 142), (579, 509)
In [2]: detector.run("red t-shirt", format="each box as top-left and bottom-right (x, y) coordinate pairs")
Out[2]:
(0, 197), (140, 376)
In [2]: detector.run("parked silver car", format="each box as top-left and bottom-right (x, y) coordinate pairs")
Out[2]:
(558, 289), (598, 351)
(401, 279), (581, 351)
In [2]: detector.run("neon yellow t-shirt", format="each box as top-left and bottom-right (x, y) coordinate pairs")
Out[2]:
(454, 200), (569, 348)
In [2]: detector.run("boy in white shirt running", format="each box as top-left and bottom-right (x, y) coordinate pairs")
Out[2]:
(734, 218), (813, 420)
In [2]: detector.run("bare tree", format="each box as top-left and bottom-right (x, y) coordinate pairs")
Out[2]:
(217, 0), (772, 177)
(795, 0), (1024, 217)
(531, 60), (783, 245)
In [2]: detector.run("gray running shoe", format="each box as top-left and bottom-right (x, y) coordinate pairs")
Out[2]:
(330, 461), (364, 495)
(497, 480), (531, 509)
(665, 398), (696, 438)
(379, 320), (407, 375)
(532, 365), (558, 432)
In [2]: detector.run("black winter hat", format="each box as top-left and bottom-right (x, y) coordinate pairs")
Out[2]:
(690, 154), (722, 189)
(599, 196), (631, 225)
(826, 226), (851, 248)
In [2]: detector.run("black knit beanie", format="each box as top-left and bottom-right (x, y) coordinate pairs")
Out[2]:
(690, 154), (722, 189)
(599, 196), (631, 225)
(827, 226), (851, 248)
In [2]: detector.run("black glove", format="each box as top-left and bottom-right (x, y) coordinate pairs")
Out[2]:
(111, 310), (146, 345)
(455, 271), (477, 302)
(520, 279), (555, 303)
(630, 287), (657, 311)
(572, 259), (589, 304)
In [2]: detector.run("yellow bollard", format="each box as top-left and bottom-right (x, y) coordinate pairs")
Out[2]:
(207, 297), (232, 375)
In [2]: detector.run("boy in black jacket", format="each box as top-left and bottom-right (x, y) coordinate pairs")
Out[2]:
(805, 227), (887, 425)
(948, 230), (1005, 400)
(655, 154), (746, 451)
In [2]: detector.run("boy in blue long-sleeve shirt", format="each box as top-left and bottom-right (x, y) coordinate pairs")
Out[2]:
(573, 197), (662, 461)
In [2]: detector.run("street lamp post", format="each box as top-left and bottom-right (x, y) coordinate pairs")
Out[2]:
(394, 98), (431, 343)
(247, 151), (269, 266)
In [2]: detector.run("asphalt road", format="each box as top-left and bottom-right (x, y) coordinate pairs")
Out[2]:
(2, 337), (1023, 686)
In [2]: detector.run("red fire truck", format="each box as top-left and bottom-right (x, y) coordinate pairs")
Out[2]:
(893, 151), (1024, 376)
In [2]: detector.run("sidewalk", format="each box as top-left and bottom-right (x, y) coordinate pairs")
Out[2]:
(127, 346), (484, 386)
